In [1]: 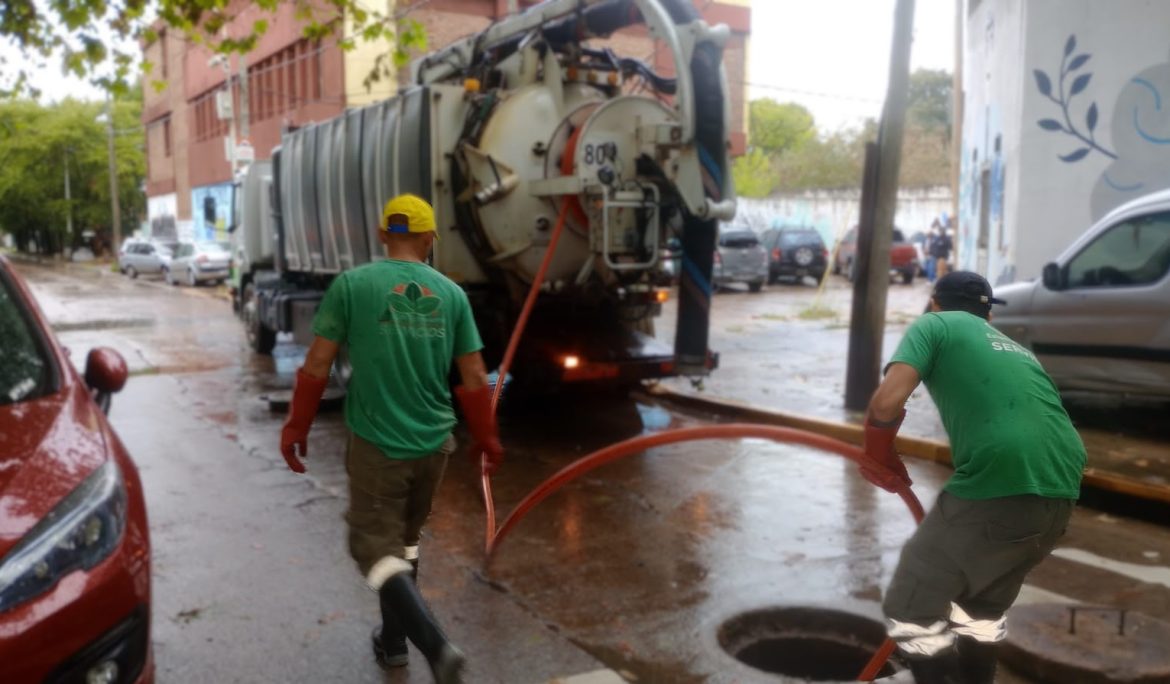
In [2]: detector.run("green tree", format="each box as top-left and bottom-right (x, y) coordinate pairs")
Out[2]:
(732, 148), (780, 198)
(907, 68), (953, 135)
(0, 0), (428, 96)
(748, 99), (816, 155)
(0, 97), (145, 254)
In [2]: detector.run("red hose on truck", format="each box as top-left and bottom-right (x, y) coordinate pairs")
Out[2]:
(474, 200), (921, 681)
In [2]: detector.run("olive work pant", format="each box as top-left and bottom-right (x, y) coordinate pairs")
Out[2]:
(345, 431), (455, 577)
(883, 491), (1074, 629)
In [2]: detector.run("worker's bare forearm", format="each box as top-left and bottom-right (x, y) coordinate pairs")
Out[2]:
(302, 337), (340, 379)
(455, 351), (489, 390)
(867, 363), (921, 422)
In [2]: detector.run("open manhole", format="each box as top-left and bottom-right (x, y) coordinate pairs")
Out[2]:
(718, 606), (902, 681)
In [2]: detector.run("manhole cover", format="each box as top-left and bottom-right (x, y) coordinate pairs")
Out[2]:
(718, 606), (902, 681)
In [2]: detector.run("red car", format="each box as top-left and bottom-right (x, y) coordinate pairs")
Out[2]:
(833, 226), (920, 284)
(0, 256), (152, 683)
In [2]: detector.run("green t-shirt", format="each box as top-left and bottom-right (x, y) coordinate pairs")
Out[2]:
(888, 311), (1085, 500)
(312, 260), (483, 459)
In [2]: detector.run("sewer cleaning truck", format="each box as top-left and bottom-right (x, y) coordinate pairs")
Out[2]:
(232, 0), (735, 391)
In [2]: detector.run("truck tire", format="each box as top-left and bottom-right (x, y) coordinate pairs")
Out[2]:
(243, 282), (276, 355)
(901, 270), (914, 285)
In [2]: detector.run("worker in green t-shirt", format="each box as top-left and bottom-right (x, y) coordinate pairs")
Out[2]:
(279, 194), (503, 684)
(861, 271), (1085, 684)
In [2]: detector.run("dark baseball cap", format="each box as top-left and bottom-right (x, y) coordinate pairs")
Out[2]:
(932, 271), (1006, 306)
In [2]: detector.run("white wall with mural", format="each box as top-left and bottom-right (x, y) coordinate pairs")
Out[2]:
(737, 187), (953, 247)
(963, 0), (1170, 283)
(191, 183), (234, 243)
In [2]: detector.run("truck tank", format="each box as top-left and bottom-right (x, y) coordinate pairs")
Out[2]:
(251, 0), (736, 390)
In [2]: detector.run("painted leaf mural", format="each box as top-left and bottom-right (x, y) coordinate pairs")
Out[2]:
(1033, 34), (1115, 163)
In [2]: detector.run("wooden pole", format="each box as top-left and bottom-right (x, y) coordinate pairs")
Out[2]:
(844, 0), (917, 412)
(951, 0), (963, 264)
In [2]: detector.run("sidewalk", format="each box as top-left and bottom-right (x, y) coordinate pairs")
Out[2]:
(652, 280), (1170, 507)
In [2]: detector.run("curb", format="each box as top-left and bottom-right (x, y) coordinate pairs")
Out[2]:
(642, 384), (1170, 507)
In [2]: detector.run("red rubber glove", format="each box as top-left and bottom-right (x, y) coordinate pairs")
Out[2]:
(454, 384), (504, 475)
(859, 409), (912, 493)
(280, 368), (328, 474)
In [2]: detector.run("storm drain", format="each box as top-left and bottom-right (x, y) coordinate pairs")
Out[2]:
(718, 607), (900, 681)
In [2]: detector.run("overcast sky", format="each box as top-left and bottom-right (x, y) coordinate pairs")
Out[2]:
(10, 0), (957, 132)
(747, 0), (957, 131)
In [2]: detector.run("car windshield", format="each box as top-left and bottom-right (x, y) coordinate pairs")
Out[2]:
(0, 269), (54, 405)
(780, 231), (823, 247)
(719, 231), (759, 248)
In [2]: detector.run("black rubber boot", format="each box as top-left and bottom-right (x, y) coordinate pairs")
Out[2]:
(905, 647), (963, 684)
(955, 636), (997, 684)
(378, 573), (465, 684)
(373, 586), (409, 669)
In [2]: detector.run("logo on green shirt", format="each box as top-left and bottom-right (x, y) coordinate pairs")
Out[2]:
(380, 281), (446, 338)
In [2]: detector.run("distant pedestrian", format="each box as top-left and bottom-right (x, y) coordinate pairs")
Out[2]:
(859, 271), (1085, 683)
(279, 194), (504, 683)
(923, 225), (939, 282)
(929, 227), (953, 281)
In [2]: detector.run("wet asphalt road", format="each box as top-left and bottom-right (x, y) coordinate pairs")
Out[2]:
(14, 260), (1170, 683)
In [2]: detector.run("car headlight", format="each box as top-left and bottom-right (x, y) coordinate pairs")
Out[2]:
(0, 461), (126, 612)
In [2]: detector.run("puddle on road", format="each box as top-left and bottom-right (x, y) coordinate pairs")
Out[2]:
(52, 318), (155, 332)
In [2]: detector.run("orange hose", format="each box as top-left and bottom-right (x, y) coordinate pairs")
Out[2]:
(473, 200), (914, 681)
(479, 199), (572, 555)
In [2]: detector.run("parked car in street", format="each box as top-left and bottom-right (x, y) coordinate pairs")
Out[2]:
(0, 255), (153, 683)
(165, 241), (231, 287)
(760, 227), (829, 284)
(991, 189), (1170, 399)
(833, 226), (919, 284)
(118, 240), (174, 279)
(713, 225), (768, 292)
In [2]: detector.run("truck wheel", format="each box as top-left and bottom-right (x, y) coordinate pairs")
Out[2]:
(243, 283), (276, 355)
(748, 281), (763, 293)
(125, 265), (137, 279)
(901, 270), (914, 285)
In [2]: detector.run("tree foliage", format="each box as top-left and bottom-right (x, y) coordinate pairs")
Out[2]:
(0, 0), (428, 97)
(732, 149), (780, 198)
(907, 68), (953, 136)
(748, 99), (816, 156)
(0, 97), (145, 255)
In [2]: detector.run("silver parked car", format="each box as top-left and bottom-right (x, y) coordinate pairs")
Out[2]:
(992, 188), (1170, 399)
(166, 241), (231, 287)
(118, 240), (174, 278)
(713, 226), (768, 293)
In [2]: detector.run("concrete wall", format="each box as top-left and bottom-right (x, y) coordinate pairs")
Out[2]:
(961, 0), (1170, 283)
(737, 187), (953, 247)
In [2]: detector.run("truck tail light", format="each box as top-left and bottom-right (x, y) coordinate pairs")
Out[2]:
(771, 248), (782, 261)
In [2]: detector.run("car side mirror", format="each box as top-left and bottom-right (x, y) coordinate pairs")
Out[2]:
(85, 347), (128, 395)
(1041, 262), (1064, 290)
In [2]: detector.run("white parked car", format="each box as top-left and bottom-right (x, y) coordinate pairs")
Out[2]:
(165, 241), (231, 287)
(992, 189), (1170, 399)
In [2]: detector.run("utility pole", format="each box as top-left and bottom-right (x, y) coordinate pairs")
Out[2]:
(238, 54), (250, 140)
(105, 93), (122, 254)
(844, 0), (916, 411)
(950, 0), (964, 263)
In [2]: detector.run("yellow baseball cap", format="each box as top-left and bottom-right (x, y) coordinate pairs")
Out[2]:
(381, 194), (438, 238)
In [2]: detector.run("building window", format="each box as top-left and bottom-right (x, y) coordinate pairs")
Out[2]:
(190, 87), (231, 143)
(247, 38), (323, 124)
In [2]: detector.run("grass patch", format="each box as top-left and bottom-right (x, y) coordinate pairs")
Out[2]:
(755, 312), (789, 321)
(725, 325), (745, 334)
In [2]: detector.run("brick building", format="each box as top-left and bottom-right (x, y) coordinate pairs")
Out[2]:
(141, 0), (751, 242)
